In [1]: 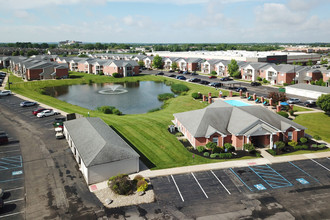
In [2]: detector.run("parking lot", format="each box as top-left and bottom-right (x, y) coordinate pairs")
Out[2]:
(151, 158), (330, 205)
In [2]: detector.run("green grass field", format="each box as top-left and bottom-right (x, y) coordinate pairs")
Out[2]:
(273, 148), (330, 157)
(293, 105), (312, 112)
(9, 72), (259, 169)
(294, 113), (330, 143)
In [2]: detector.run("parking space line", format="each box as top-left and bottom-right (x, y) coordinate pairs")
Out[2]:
(210, 170), (231, 195)
(5, 186), (24, 192)
(0, 178), (23, 183)
(4, 198), (24, 204)
(288, 161), (320, 183)
(0, 149), (20, 154)
(191, 172), (208, 198)
(171, 175), (184, 202)
(0, 211), (24, 219)
(229, 168), (253, 191)
(310, 159), (330, 172)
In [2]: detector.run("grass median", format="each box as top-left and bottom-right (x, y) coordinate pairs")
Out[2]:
(9, 72), (252, 169)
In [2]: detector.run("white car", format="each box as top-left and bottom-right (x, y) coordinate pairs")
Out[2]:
(287, 98), (300, 104)
(0, 90), (11, 96)
(37, 109), (60, 118)
(55, 131), (65, 139)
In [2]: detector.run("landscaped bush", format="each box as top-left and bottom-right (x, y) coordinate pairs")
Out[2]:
(288, 140), (298, 147)
(274, 141), (285, 151)
(211, 70), (217, 75)
(197, 146), (205, 153)
(289, 109), (295, 116)
(108, 174), (134, 195)
(203, 152), (210, 157)
(175, 132), (183, 137)
(294, 145), (308, 150)
(112, 72), (121, 78)
(262, 78), (268, 84)
(277, 111), (289, 118)
(268, 149), (277, 156)
(158, 93), (175, 101)
(212, 146), (222, 154)
(283, 83), (289, 86)
(191, 92), (202, 99)
(257, 76), (262, 81)
(318, 144), (326, 148)
(210, 154), (217, 158)
(133, 175), (144, 182)
(243, 143), (255, 152)
(311, 144), (318, 148)
(313, 135), (322, 140)
(224, 143), (233, 152)
(112, 108), (122, 115)
(97, 106), (121, 115)
(206, 142), (217, 150)
(137, 179), (148, 192)
(300, 137), (308, 144)
(219, 153), (233, 159)
(171, 83), (189, 94)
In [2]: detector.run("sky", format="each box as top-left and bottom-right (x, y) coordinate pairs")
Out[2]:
(0, 0), (329, 43)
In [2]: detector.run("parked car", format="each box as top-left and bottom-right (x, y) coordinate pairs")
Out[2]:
(287, 98), (300, 104)
(177, 76), (186, 80)
(178, 70), (183, 74)
(32, 108), (48, 116)
(191, 72), (198, 75)
(168, 74), (176, 77)
(0, 72), (6, 77)
(53, 117), (66, 127)
(235, 87), (247, 92)
(191, 78), (201, 82)
(209, 82), (221, 87)
(304, 100), (316, 107)
(251, 82), (261, 86)
(0, 90), (11, 96)
(0, 198), (4, 210)
(0, 132), (9, 145)
(168, 70), (174, 73)
(199, 80), (210, 85)
(155, 72), (164, 75)
(183, 71), (190, 75)
(208, 75), (217, 79)
(228, 86), (238, 90)
(37, 109), (60, 118)
(220, 77), (233, 81)
(20, 101), (38, 107)
(0, 188), (3, 198)
(186, 78), (193, 82)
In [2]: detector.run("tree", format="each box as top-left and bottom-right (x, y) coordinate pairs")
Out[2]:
(138, 60), (145, 68)
(78, 54), (88, 58)
(268, 92), (287, 105)
(316, 94), (330, 113)
(27, 49), (38, 56)
(320, 58), (328, 65)
(152, 55), (163, 69)
(228, 59), (241, 78)
(12, 51), (19, 56)
(171, 62), (178, 70)
(307, 59), (313, 66)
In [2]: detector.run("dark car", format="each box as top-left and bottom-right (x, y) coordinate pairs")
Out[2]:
(236, 87), (247, 92)
(199, 80), (209, 85)
(32, 108), (48, 116)
(177, 76), (186, 80)
(208, 75), (217, 79)
(191, 72), (198, 75)
(178, 70), (183, 74)
(251, 82), (261, 86)
(168, 74), (176, 77)
(209, 82), (221, 87)
(168, 70), (174, 73)
(220, 77), (233, 81)
(155, 72), (164, 75)
(190, 78), (201, 82)
(304, 100), (316, 107)
(0, 132), (9, 145)
(0, 198), (4, 210)
(53, 117), (66, 127)
(183, 71), (190, 75)
(228, 86), (238, 90)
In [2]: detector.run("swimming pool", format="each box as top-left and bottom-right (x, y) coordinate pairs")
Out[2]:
(224, 100), (251, 107)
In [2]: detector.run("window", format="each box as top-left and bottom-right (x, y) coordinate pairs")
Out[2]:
(212, 137), (218, 145)
(288, 132), (293, 140)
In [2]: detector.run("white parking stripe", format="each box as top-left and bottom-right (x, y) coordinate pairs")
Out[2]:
(0, 149), (20, 153)
(4, 198), (25, 204)
(171, 175), (184, 202)
(5, 187), (24, 192)
(211, 170), (231, 195)
(0, 211), (24, 219)
(310, 159), (330, 172)
(191, 172), (208, 198)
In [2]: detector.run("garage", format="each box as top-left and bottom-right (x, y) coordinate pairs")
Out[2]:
(285, 84), (330, 99)
(63, 117), (140, 185)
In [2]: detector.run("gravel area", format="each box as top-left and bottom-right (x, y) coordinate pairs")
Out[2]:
(93, 185), (155, 208)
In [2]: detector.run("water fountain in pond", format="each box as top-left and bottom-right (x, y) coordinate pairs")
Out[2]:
(98, 85), (128, 95)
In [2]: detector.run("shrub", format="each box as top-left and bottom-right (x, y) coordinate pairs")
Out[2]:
(108, 174), (134, 195)
(219, 153), (233, 159)
(262, 78), (268, 84)
(294, 145), (308, 150)
(257, 76), (262, 81)
(158, 93), (175, 101)
(206, 142), (217, 150)
(224, 143), (232, 150)
(283, 83), (289, 86)
(210, 154), (217, 158)
(289, 109), (295, 116)
(211, 70), (217, 75)
(212, 147), (223, 154)
(97, 106), (115, 114)
(274, 141), (285, 151)
(313, 135), (322, 140)
(133, 175), (144, 181)
(311, 144), (318, 148)
(112, 108), (122, 115)
(318, 144), (326, 148)
(243, 143), (255, 152)
(175, 132), (183, 137)
(203, 152), (210, 157)
(98, 71), (104, 75)
(255, 151), (261, 157)
(171, 83), (189, 94)
(191, 92), (202, 99)
(277, 111), (289, 118)
(137, 179), (148, 192)
(268, 149), (276, 156)
(300, 137), (308, 144)
(288, 140), (298, 147)
(112, 72), (121, 78)
(197, 146), (205, 153)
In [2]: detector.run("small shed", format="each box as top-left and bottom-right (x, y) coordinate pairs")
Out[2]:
(63, 117), (140, 184)
(285, 84), (330, 99)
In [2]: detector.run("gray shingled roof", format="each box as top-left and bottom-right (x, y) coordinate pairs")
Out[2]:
(111, 60), (138, 67)
(174, 100), (305, 138)
(286, 83), (330, 93)
(64, 117), (139, 167)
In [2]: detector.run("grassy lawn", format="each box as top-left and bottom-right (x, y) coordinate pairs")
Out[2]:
(294, 113), (330, 143)
(9, 72), (254, 170)
(293, 105), (313, 112)
(272, 148), (330, 156)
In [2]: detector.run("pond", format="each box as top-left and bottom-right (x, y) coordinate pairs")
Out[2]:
(44, 81), (174, 114)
